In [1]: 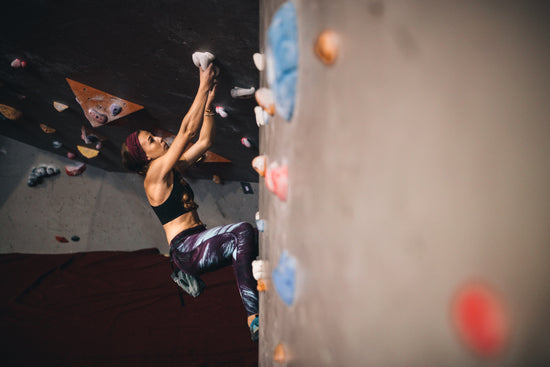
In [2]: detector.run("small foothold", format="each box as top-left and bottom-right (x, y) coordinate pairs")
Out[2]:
(255, 88), (275, 115)
(252, 155), (267, 177)
(241, 137), (253, 148)
(17, 94), (26, 100)
(10, 58), (26, 68)
(87, 108), (108, 124)
(254, 106), (269, 127)
(215, 105), (228, 118)
(252, 259), (270, 281)
(253, 53), (265, 71)
(77, 145), (100, 158)
(65, 163), (86, 176)
(230, 86), (256, 99)
(71, 235), (80, 242)
(67, 152), (76, 159)
(452, 282), (509, 358)
(273, 343), (287, 363)
(0, 104), (23, 120)
(192, 51), (215, 71)
(95, 142), (103, 150)
(272, 250), (297, 306)
(52, 141), (63, 149)
(255, 211), (266, 232)
(212, 174), (222, 184)
(53, 101), (69, 112)
(55, 236), (69, 243)
(40, 124), (56, 134)
(241, 182), (254, 194)
(110, 104), (122, 116)
(257, 279), (268, 292)
(265, 163), (288, 201)
(314, 29), (340, 65)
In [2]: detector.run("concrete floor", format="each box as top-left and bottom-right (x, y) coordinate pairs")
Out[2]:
(0, 135), (258, 255)
(257, 1), (550, 366)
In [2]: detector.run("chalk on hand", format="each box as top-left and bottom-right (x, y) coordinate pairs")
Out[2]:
(192, 51), (215, 71)
(230, 86), (256, 99)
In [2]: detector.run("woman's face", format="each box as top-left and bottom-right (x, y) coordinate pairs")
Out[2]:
(138, 130), (168, 160)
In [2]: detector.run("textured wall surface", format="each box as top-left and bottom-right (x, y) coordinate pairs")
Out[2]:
(258, 1), (550, 366)
(0, 0), (260, 182)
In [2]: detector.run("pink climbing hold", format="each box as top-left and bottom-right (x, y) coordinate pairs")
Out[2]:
(65, 163), (87, 176)
(265, 163), (288, 201)
(241, 137), (253, 148)
(10, 58), (26, 68)
(67, 152), (76, 159)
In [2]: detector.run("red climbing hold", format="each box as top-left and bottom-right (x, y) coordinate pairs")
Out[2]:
(65, 163), (87, 176)
(55, 236), (69, 243)
(452, 281), (510, 358)
(265, 163), (288, 202)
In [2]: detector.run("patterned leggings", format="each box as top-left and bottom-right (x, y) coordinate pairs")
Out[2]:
(170, 222), (259, 316)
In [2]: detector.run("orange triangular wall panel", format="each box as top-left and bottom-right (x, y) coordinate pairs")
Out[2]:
(66, 78), (144, 127)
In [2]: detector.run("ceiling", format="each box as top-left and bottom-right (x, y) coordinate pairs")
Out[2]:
(0, 0), (260, 182)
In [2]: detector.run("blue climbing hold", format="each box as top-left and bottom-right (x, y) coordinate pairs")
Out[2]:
(272, 250), (297, 306)
(266, 1), (298, 122)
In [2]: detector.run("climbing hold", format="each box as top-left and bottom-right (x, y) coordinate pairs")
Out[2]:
(71, 235), (80, 242)
(257, 279), (268, 292)
(241, 137), (254, 148)
(0, 104), (22, 120)
(40, 124), (56, 134)
(215, 105), (228, 118)
(95, 142), (103, 150)
(52, 141), (63, 149)
(255, 88), (275, 116)
(65, 162), (86, 176)
(252, 155), (267, 177)
(10, 58), (26, 68)
(314, 29), (340, 65)
(253, 53), (265, 71)
(452, 281), (510, 358)
(53, 101), (69, 112)
(67, 152), (76, 159)
(66, 78), (144, 127)
(252, 259), (270, 281)
(81, 125), (107, 145)
(255, 211), (266, 232)
(27, 165), (60, 187)
(272, 250), (297, 306)
(192, 51), (215, 71)
(87, 108), (108, 125)
(110, 103), (122, 116)
(230, 86), (256, 99)
(77, 145), (100, 159)
(266, 1), (299, 121)
(273, 343), (287, 363)
(212, 174), (222, 184)
(55, 236), (69, 243)
(254, 106), (269, 127)
(265, 163), (288, 201)
(241, 182), (254, 194)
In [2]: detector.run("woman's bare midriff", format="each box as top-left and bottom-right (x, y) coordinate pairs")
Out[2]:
(162, 209), (203, 244)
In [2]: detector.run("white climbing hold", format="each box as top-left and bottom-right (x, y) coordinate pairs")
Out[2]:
(53, 101), (69, 112)
(230, 86), (255, 99)
(253, 53), (265, 71)
(215, 106), (228, 118)
(252, 258), (270, 281)
(192, 51), (215, 71)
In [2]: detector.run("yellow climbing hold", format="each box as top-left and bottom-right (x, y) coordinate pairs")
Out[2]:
(40, 124), (56, 134)
(53, 101), (69, 112)
(0, 104), (22, 120)
(77, 145), (100, 158)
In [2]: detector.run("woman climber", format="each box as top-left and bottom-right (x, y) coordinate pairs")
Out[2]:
(121, 62), (259, 341)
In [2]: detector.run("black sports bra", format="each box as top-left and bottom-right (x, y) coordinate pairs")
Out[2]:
(151, 170), (198, 225)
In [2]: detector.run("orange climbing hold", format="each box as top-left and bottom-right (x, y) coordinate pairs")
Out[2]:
(255, 88), (275, 116)
(273, 343), (287, 364)
(452, 281), (510, 358)
(257, 279), (268, 292)
(77, 145), (100, 159)
(0, 104), (22, 120)
(314, 29), (340, 65)
(252, 155), (267, 177)
(40, 124), (56, 134)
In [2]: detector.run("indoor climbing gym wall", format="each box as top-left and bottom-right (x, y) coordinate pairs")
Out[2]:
(254, 1), (550, 366)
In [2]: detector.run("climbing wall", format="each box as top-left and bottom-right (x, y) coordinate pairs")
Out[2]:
(0, 0), (259, 182)
(255, 1), (550, 366)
